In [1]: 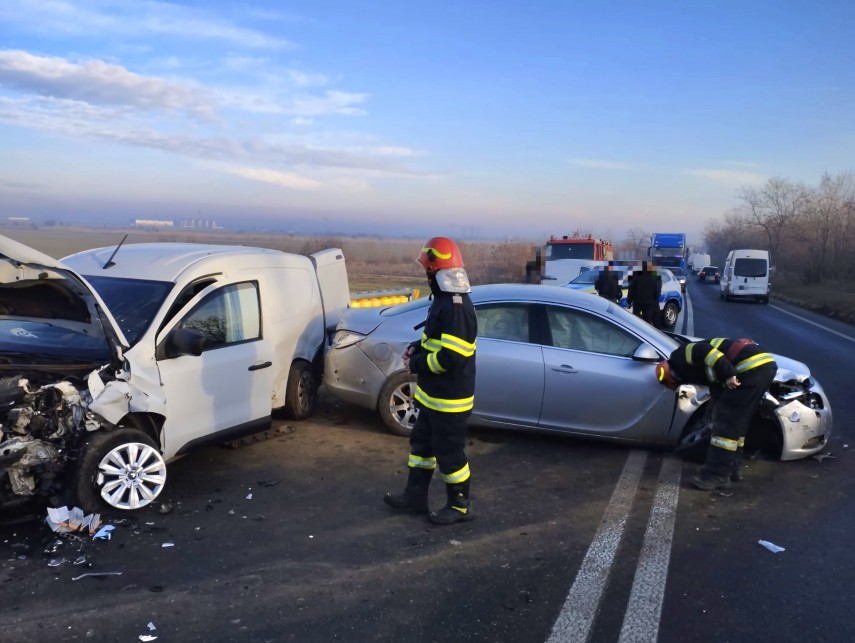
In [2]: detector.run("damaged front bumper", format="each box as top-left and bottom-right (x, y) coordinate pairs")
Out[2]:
(768, 376), (833, 461)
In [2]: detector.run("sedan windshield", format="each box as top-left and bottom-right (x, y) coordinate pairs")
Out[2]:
(83, 275), (173, 346)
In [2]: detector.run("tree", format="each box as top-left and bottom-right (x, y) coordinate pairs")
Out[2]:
(737, 177), (808, 267)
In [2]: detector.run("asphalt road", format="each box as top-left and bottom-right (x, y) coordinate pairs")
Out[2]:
(2, 280), (852, 643)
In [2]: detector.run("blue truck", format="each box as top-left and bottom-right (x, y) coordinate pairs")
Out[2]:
(648, 233), (688, 271)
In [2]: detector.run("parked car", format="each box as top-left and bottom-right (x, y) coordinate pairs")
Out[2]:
(698, 266), (720, 283)
(0, 235), (350, 513)
(564, 266), (683, 330)
(668, 267), (688, 293)
(324, 284), (832, 464)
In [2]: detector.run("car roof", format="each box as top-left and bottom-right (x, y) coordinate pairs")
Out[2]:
(62, 243), (309, 283)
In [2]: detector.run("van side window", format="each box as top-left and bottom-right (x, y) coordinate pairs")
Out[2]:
(179, 282), (261, 349)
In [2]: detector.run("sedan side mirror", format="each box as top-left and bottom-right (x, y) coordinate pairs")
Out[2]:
(632, 344), (661, 362)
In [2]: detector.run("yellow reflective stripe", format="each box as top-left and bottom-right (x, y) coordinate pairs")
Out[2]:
(427, 352), (447, 374)
(440, 333), (476, 357)
(685, 343), (694, 365)
(736, 353), (775, 372)
(422, 337), (442, 352)
(710, 435), (739, 451)
(442, 462), (470, 484)
(423, 246), (452, 260)
(408, 454), (437, 470)
(414, 386), (474, 412)
(704, 349), (724, 368)
(737, 437), (745, 448)
(711, 338), (725, 349)
(706, 366), (716, 382)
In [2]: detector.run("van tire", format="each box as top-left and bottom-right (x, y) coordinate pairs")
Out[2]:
(72, 428), (167, 514)
(284, 360), (317, 420)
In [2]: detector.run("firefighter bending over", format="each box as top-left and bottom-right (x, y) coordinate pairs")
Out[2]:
(656, 338), (777, 490)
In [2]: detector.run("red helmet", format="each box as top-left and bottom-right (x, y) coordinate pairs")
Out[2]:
(418, 237), (464, 273)
(655, 360), (679, 389)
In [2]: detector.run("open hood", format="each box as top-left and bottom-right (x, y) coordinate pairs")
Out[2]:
(0, 234), (129, 350)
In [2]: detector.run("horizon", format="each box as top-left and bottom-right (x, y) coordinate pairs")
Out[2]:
(2, 1), (853, 246)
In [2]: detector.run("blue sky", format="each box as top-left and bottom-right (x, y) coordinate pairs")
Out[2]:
(0, 0), (852, 243)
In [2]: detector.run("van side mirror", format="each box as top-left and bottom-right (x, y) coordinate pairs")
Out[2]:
(162, 327), (211, 358)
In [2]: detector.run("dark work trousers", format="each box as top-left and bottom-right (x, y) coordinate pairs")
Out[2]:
(410, 406), (470, 478)
(636, 303), (659, 328)
(702, 362), (777, 478)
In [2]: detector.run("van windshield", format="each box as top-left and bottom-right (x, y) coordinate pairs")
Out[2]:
(734, 258), (767, 277)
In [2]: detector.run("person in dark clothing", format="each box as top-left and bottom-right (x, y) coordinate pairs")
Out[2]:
(627, 261), (661, 327)
(594, 262), (621, 303)
(656, 338), (777, 490)
(383, 237), (478, 525)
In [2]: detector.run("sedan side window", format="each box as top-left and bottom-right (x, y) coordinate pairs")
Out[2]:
(546, 306), (640, 357)
(476, 304), (530, 343)
(179, 282), (261, 349)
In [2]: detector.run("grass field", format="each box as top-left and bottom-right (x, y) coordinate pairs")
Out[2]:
(2, 224), (851, 326)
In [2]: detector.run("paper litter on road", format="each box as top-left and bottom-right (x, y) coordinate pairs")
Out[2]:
(46, 506), (102, 535)
(147, 622), (157, 631)
(162, 542), (174, 548)
(139, 636), (158, 642)
(758, 539), (785, 553)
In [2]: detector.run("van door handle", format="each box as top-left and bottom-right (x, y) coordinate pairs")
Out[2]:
(249, 361), (272, 371)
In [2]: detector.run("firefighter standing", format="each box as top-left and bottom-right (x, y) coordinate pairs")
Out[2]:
(384, 237), (478, 525)
(656, 338), (777, 490)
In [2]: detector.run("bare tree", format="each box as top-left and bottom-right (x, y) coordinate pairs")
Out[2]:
(737, 177), (808, 267)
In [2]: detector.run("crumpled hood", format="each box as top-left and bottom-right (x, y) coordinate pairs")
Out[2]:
(0, 234), (129, 349)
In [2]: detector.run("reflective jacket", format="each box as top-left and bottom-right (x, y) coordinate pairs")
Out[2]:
(409, 291), (477, 413)
(668, 337), (776, 386)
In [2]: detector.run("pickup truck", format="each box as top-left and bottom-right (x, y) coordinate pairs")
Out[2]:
(0, 234), (349, 513)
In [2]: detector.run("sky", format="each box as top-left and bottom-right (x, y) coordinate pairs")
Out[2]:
(1, 0), (853, 244)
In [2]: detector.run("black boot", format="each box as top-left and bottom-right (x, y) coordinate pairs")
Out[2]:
(384, 467), (433, 513)
(691, 440), (734, 491)
(731, 447), (744, 482)
(690, 470), (732, 491)
(428, 480), (473, 525)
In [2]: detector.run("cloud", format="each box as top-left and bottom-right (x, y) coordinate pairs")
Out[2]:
(222, 166), (321, 190)
(0, 0), (292, 50)
(0, 50), (215, 118)
(569, 158), (633, 170)
(682, 168), (766, 186)
(374, 146), (427, 158)
(290, 90), (369, 117)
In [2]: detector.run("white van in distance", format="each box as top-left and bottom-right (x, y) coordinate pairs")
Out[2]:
(720, 249), (771, 303)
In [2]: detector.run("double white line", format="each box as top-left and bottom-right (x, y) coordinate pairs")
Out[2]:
(547, 450), (683, 643)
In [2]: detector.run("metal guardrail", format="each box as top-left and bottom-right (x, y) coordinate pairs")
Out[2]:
(349, 287), (420, 308)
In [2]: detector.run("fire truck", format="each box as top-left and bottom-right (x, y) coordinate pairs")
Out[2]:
(540, 234), (614, 285)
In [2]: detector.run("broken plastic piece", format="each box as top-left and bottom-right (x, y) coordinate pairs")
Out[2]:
(158, 502), (173, 515)
(147, 622), (156, 631)
(758, 540), (785, 553)
(93, 525), (115, 540)
(139, 636), (158, 642)
(162, 543), (174, 548)
(72, 571), (123, 581)
(47, 558), (66, 567)
(246, 493), (253, 500)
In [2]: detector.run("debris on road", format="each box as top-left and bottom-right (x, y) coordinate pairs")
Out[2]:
(93, 525), (115, 540)
(758, 540), (785, 553)
(72, 571), (123, 581)
(812, 453), (836, 463)
(46, 506), (102, 535)
(139, 636), (158, 642)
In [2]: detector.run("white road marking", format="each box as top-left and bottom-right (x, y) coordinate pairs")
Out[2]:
(547, 450), (647, 643)
(617, 456), (683, 643)
(770, 304), (855, 343)
(684, 288), (694, 336)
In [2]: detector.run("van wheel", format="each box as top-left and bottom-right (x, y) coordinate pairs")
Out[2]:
(761, 296), (769, 304)
(73, 429), (167, 513)
(285, 360), (317, 420)
(378, 371), (419, 437)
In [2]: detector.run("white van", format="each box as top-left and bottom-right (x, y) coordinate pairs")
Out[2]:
(720, 249), (771, 303)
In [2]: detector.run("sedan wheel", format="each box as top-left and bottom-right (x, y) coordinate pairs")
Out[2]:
(378, 371), (419, 437)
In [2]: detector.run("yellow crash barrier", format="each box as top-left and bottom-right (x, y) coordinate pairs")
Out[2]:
(350, 288), (420, 308)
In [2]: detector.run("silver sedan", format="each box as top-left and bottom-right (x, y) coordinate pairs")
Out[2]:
(324, 284), (831, 461)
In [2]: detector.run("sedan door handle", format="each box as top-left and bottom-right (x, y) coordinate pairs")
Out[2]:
(248, 361), (272, 371)
(552, 365), (579, 374)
